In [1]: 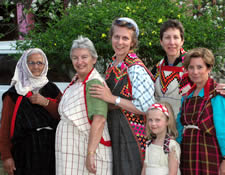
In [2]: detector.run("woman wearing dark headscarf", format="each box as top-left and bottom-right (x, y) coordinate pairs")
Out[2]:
(0, 48), (62, 175)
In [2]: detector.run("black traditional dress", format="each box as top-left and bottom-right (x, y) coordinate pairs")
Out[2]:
(105, 53), (155, 175)
(2, 82), (60, 175)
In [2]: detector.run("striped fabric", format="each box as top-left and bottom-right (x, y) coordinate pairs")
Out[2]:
(180, 78), (222, 175)
(56, 69), (112, 175)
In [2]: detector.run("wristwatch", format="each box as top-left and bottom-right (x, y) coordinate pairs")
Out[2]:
(115, 96), (121, 106)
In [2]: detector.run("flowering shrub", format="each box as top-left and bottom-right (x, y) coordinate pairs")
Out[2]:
(4, 0), (224, 77)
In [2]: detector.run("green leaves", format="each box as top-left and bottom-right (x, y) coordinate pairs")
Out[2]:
(11, 0), (225, 76)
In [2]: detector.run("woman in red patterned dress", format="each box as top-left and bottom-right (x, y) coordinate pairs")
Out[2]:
(176, 48), (225, 174)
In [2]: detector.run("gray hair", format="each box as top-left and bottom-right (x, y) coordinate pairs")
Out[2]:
(70, 36), (98, 59)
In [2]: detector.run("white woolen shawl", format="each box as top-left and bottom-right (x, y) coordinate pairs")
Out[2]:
(11, 48), (49, 96)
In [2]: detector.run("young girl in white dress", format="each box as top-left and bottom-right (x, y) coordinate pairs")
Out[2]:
(141, 102), (181, 175)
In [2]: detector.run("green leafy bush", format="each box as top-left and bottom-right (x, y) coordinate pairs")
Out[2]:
(15, 0), (225, 77)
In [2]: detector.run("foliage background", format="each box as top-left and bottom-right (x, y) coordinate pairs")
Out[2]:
(1, 0), (225, 79)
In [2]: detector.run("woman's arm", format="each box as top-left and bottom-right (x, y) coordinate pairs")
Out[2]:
(0, 95), (16, 175)
(211, 95), (225, 174)
(28, 92), (62, 120)
(0, 95), (14, 160)
(90, 65), (155, 114)
(89, 82), (145, 115)
(220, 160), (225, 175)
(176, 97), (185, 144)
(216, 83), (225, 95)
(86, 115), (106, 174)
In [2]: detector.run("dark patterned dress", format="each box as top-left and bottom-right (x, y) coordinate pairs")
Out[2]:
(2, 82), (60, 175)
(177, 78), (225, 174)
(105, 53), (154, 175)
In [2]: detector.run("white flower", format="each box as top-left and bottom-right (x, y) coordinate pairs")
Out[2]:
(10, 13), (15, 18)
(0, 16), (3, 20)
(33, 7), (38, 12)
(217, 17), (223, 21)
(49, 12), (56, 19)
(193, 15), (197, 20)
(31, 2), (37, 9)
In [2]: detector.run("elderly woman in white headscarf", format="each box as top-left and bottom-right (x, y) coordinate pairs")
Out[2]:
(0, 48), (62, 175)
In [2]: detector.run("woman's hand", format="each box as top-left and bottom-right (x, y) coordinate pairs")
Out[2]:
(3, 158), (16, 175)
(86, 153), (96, 174)
(220, 160), (225, 175)
(90, 82), (144, 114)
(89, 82), (115, 104)
(216, 83), (225, 95)
(28, 93), (49, 106)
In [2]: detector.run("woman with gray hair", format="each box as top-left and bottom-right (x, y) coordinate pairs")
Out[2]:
(0, 48), (62, 175)
(55, 36), (112, 175)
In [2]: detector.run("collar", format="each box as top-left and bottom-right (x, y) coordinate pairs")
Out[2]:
(147, 133), (171, 154)
(164, 48), (186, 66)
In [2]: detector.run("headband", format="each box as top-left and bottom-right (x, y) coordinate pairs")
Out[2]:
(117, 17), (139, 37)
(148, 103), (169, 117)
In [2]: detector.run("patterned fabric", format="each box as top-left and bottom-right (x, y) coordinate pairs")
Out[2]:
(148, 103), (169, 117)
(3, 82), (60, 175)
(105, 52), (154, 175)
(152, 48), (192, 117)
(179, 78), (223, 175)
(145, 139), (181, 175)
(147, 133), (171, 154)
(56, 68), (112, 175)
(128, 65), (155, 112)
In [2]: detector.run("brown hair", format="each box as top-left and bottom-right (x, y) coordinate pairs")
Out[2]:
(146, 102), (178, 140)
(183, 47), (215, 70)
(160, 19), (184, 41)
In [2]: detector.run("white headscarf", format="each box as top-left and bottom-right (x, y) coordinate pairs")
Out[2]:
(11, 48), (49, 96)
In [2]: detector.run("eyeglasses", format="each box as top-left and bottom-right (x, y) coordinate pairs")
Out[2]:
(27, 61), (45, 66)
(115, 19), (135, 29)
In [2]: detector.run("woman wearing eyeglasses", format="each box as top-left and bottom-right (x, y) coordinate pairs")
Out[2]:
(90, 17), (155, 175)
(0, 48), (62, 175)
